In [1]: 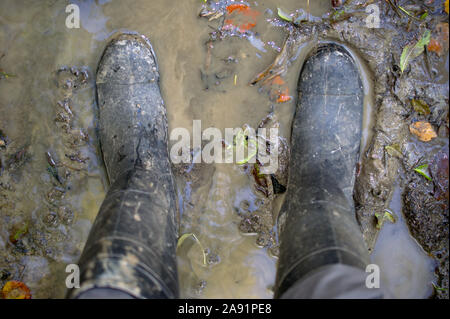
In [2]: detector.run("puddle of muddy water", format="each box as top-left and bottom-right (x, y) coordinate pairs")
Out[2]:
(372, 185), (436, 298)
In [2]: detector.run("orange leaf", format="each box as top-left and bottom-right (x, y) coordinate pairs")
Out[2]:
(1, 281), (32, 299)
(409, 121), (437, 142)
(445, 0), (449, 14)
(271, 75), (285, 86)
(225, 4), (260, 33)
(226, 3), (249, 14)
(239, 23), (256, 32)
(277, 88), (291, 103)
(428, 38), (443, 55)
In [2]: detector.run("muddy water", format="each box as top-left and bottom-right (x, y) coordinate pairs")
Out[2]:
(372, 185), (435, 298)
(0, 0), (444, 299)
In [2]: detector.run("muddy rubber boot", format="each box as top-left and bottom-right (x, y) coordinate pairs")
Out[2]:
(67, 33), (179, 299)
(274, 44), (370, 298)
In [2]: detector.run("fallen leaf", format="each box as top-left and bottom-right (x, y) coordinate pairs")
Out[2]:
(375, 210), (397, 230)
(385, 144), (403, 158)
(445, 0), (449, 14)
(409, 121), (437, 141)
(9, 222), (28, 244)
(0, 71), (15, 79)
(432, 282), (448, 292)
(428, 38), (443, 55)
(1, 281), (32, 299)
(271, 75), (285, 85)
(277, 8), (292, 22)
(414, 164), (432, 181)
(177, 233), (207, 265)
(224, 3), (260, 32)
(400, 30), (431, 73)
(277, 87), (291, 103)
(226, 3), (249, 14)
(411, 99), (431, 115)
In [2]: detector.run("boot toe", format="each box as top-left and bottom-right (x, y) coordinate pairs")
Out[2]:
(299, 44), (363, 96)
(97, 33), (158, 85)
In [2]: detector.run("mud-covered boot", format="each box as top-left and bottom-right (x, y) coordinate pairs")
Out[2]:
(68, 33), (178, 299)
(275, 44), (372, 298)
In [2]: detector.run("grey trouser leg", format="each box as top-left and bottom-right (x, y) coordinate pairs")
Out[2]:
(280, 264), (385, 299)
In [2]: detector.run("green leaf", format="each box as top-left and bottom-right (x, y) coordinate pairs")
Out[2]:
(383, 209), (396, 224)
(277, 8), (292, 22)
(411, 99), (431, 115)
(177, 233), (207, 265)
(13, 223), (28, 241)
(385, 144), (403, 158)
(227, 128), (258, 165)
(414, 164), (432, 181)
(398, 5), (420, 20)
(400, 30), (431, 73)
(0, 71), (15, 79)
(420, 12), (428, 20)
(432, 282), (448, 292)
(375, 210), (397, 230)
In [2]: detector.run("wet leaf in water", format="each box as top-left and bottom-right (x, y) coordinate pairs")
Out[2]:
(0, 70), (15, 79)
(277, 87), (291, 103)
(9, 222), (28, 244)
(411, 99), (431, 115)
(226, 128), (258, 165)
(385, 144), (403, 158)
(1, 281), (31, 299)
(271, 75), (285, 85)
(414, 164), (432, 181)
(224, 3), (260, 32)
(177, 233), (207, 265)
(375, 210), (397, 230)
(226, 3), (249, 14)
(277, 8), (292, 22)
(409, 121), (437, 142)
(400, 30), (431, 73)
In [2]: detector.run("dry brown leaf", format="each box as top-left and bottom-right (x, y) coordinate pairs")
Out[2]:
(409, 121), (437, 142)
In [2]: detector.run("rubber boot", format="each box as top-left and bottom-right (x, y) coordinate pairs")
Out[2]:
(68, 33), (179, 299)
(274, 44), (370, 298)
